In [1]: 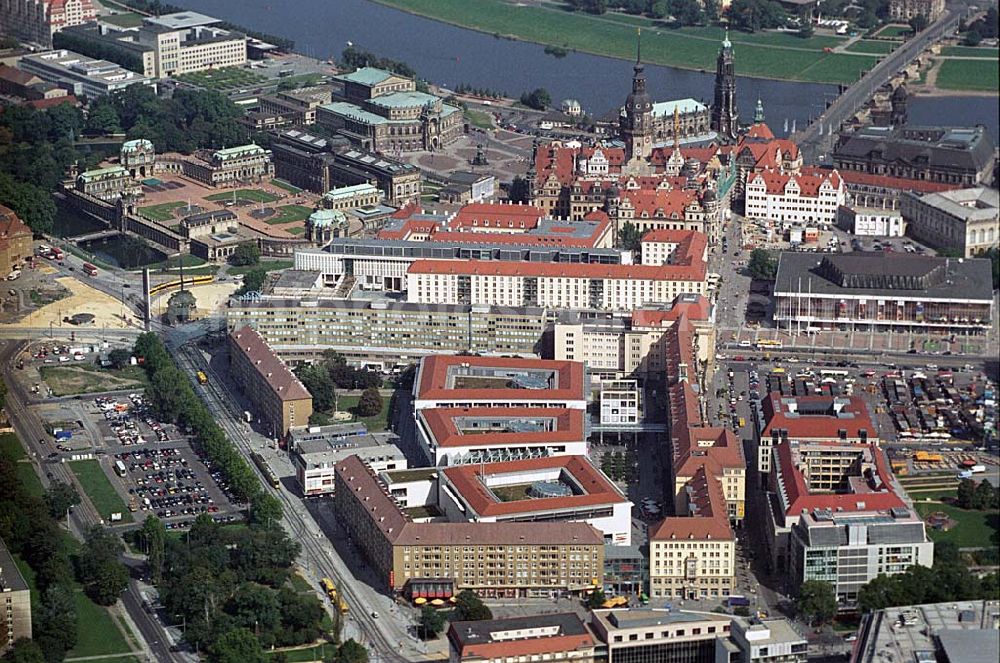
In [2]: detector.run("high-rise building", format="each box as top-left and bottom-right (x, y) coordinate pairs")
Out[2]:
(620, 33), (653, 165)
(0, 536), (32, 654)
(710, 32), (739, 142)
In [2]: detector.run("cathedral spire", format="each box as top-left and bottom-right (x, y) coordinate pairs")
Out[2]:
(636, 28), (641, 65)
(754, 96), (765, 123)
(711, 27), (739, 142)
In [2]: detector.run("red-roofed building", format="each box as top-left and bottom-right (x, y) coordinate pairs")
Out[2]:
(412, 355), (587, 411)
(0, 204), (33, 278)
(416, 406), (588, 466)
(228, 326), (313, 436)
(447, 613), (598, 663)
(553, 293), (715, 380)
(731, 124), (803, 200)
(765, 440), (932, 605)
(640, 228), (708, 266)
(1, 0), (97, 46)
(649, 465), (735, 599)
(745, 167), (845, 226)
(405, 230), (708, 311)
(438, 455), (632, 545)
(839, 169), (965, 211)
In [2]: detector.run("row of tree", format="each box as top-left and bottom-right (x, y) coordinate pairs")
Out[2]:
(340, 46), (417, 80)
(417, 589), (493, 640)
(132, 333), (282, 516)
(0, 440), (130, 662)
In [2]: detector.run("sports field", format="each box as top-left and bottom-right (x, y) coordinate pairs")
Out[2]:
(372, 0), (877, 83)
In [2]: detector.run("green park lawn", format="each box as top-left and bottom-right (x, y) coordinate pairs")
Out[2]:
(336, 393), (391, 432)
(263, 204), (313, 225)
(0, 433), (44, 498)
(228, 259), (293, 276)
(464, 108), (495, 130)
(138, 201), (188, 222)
(935, 59), (1000, 92)
(285, 226), (306, 235)
(874, 24), (912, 38)
(267, 644), (339, 662)
(845, 39), (896, 55)
(940, 45), (999, 58)
(69, 459), (133, 523)
(915, 501), (1000, 548)
(372, 0), (867, 83)
(272, 179), (303, 193)
(205, 188), (281, 203)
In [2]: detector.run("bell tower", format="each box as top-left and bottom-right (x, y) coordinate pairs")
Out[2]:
(711, 30), (739, 142)
(621, 30), (653, 164)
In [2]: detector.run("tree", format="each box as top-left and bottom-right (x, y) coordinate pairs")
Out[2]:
(356, 386), (383, 418)
(731, 0), (787, 32)
(746, 248), (778, 280)
(797, 580), (837, 625)
(76, 526), (129, 606)
(418, 605), (446, 639)
(519, 88), (551, 111)
(295, 363), (336, 412)
(957, 478), (976, 509)
(703, 0), (720, 21)
(452, 589), (493, 621)
(0, 173), (56, 234)
(798, 22), (815, 38)
(84, 100), (122, 135)
(2, 639), (45, 663)
(587, 588), (607, 609)
(207, 628), (266, 663)
(141, 515), (166, 584)
(672, 0), (705, 26)
(909, 14), (929, 33)
(972, 479), (997, 511)
(964, 28), (983, 46)
(508, 175), (530, 203)
(35, 584), (78, 662)
(107, 348), (132, 370)
(236, 266), (268, 296)
(857, 573), (906, 612)
(230, 243), (261, 267)
(44, 481), (80, 520)
(617, 222), (643, 253)
(336, 640), (369, 663)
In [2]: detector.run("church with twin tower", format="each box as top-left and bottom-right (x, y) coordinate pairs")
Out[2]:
(622, 30), (739, 165)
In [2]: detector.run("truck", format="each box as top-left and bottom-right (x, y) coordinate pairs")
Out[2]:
(82, 262), (98, 277)
(727, 595), (751, 608)
(50, 247), (64, 260)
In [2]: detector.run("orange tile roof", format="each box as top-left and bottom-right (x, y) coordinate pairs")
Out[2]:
(630, 295), (710, 327)
(442, 455), (627, 517)
(651, 466), (733, 541)
(415, 355), (586, 403)
(420, 407), (585, 449)
(760, 393), (877, 440)
(450, 202), (545, 229)
(407, 258), (707, 282)
(229, 326), (312, 402)
(838, 170), (962, 194)
(623, 187), (697, 217)
(749, 167), (841, 197)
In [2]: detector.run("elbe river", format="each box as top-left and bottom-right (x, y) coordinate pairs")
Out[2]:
(175, 0), (997, 141)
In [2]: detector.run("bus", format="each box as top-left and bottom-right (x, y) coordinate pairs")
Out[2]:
(196, 371), (209, 385)
(601, 596), (628, 609)
(756, 339), (783, 349)
(321, 578), (336, 597)
(820, 369), (849, 378)
(114, 460), (127, 477)
(82, 262), (98, 277)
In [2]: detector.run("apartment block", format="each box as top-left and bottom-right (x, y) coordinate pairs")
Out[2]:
(228, 326), (313, 437)
(744, 167), (846, 227)
(447, 613), (599, 663)
(334, 454), (605, 598)
(225, 298), (547, 366)
(0, 0), (96, 46)
(0, 536), (31, 654)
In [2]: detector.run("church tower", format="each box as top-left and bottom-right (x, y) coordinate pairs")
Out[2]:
(711, 30), (739, 142)
(621, 30), (653, 164)
(754, 96), (765, 124)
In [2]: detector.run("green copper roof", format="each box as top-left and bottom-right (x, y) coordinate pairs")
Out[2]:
(334, 67), (395, 86)
(367, 90), (439, 110)
(320, 102), (388, 126)
(213, 144), (265, 160)
(78, 165), (128, 181)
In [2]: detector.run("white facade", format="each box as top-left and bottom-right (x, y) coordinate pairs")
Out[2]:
(745, 169), (846, 227)
(406, 266), (706, 311)
(294, 446), (407, 496)
(838, 205), (906, 237)
(19, 49), (154, 98)
(599, 380), (641, 426)
(640, 239), (682, 265)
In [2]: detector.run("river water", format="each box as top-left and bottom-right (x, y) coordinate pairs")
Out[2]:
(173, 0), (998, 141)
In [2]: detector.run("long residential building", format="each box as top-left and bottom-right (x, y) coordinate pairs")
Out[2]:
(0, 0), (96, 46)
(225, 297), (548, 367)
(227, 326), (313, 437)
(773, 252), (994, 334)
(0, 536), (32, 654)
(448, 613), (599, 663)
(334, 454), (605, 598)
(405, 243), (707, 311)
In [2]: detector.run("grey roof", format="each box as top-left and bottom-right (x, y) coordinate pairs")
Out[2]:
(834, 125), (995, 174)
(936, 629), (1000, 663)
(272, 269), (323, 290)
(143, 11), (221, 30)
(447, 171), (492, 186)
(773, 252), (993, 302)
(229, 296), (547, 317)
(912, 187), (998, 222)
(306, 237), (624, 263)
(0, 537), (30, 592)
(449, 612), (589, 649)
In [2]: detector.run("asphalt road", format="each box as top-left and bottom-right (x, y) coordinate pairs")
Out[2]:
(794, 9), (961, 163)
